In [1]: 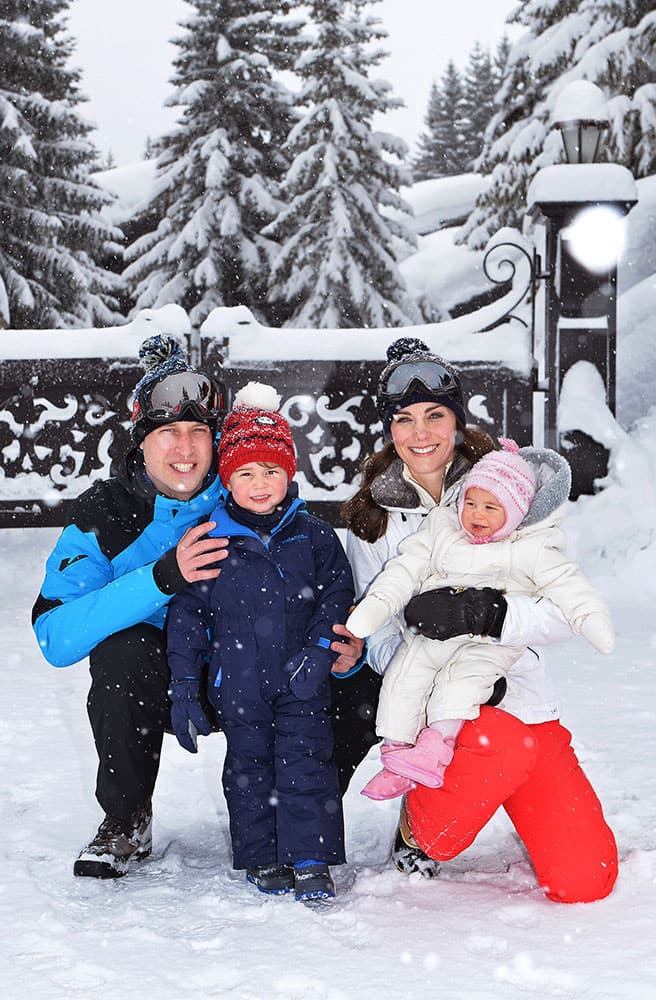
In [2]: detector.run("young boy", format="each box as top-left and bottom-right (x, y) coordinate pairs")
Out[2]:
(346, 439), (614, 799)
(166, 383), (354, 901)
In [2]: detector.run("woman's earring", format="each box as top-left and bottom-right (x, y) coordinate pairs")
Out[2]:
(455, 428), (464, 447)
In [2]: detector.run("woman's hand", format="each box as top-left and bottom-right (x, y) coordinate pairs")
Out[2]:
(404, 587), (508, 640)
(330, 623), (365, 674)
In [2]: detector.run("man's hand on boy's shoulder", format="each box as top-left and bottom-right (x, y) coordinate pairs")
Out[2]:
(176, 522), (229, 583)
(330, 622), (365, 673)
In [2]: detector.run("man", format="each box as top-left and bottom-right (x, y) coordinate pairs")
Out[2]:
(32, 334), (362, 879)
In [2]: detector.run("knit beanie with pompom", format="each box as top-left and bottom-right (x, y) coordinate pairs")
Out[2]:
(217, 382), (297, 486)
(130, 334), (222, 443)
(458, 438), (537, 542)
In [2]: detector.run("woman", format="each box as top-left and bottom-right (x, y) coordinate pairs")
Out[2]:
(341, 337), (618, 903)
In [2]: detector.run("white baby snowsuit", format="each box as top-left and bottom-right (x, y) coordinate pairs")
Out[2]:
(347, 448), (614, 744)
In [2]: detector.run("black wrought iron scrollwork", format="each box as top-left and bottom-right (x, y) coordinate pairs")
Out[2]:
(1, 354), (533, 529)
(0, 386), (119, 492)
(282, 390), (380, 498)
(481, 241), (538, 330)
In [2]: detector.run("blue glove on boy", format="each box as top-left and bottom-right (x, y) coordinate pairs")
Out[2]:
(168, 678), (213, 754)
(284, 641), (335, 700)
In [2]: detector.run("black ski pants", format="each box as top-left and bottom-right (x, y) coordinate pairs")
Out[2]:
(86, 624), (382, 820)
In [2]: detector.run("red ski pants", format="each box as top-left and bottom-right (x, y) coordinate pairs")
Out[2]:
(405, 707), (618, 903)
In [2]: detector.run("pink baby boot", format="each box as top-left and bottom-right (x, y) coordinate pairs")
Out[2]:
(361, 768), (416, 800)
(384, 728), (455, 788)
(361, 742), (417, 800)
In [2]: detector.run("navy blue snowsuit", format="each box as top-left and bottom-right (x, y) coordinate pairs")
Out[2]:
(166, 490), (355, 869)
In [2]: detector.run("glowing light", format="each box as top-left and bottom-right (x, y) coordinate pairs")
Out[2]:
(561, 206), (626, 272)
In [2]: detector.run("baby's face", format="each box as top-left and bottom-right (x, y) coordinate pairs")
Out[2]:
(461, 487), (506, 539)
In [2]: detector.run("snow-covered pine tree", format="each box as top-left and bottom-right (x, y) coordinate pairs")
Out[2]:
(265, 0), (419, 328)
(461, 43), (498, 173)
(123, 0), (303, 327)
(0, 0), (122, 328)
(460, 0), (582, 249)
(493, 34), (511, 90)
(574, 0), (656, 177)
(412, 61), (469, 180)
(461, 0), (656, 249)
(412, 81), (443, 182)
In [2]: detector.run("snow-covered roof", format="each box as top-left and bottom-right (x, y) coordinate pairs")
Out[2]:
(528, 164), (638, 208)
(200, 306), (533, 374)
(552, 80), (609, 125)
(0, 304), (189, 360)
(398, 174), (490, 235)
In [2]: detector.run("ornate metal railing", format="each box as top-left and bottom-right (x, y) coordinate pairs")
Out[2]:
(1, 328), (532, 529)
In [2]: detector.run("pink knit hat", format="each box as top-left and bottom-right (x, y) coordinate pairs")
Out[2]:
(458, 438), (537, 542)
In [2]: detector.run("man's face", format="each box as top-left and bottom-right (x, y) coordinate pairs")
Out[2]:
(140, 421), (214, 500)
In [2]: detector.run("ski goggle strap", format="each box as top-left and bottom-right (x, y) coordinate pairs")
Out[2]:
(132, 371), (226, 423)
(377, 357), (462, 409)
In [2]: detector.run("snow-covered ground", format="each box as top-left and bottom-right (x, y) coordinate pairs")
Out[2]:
(3, 401), (656, 999)
(3, 162), (655, 1000)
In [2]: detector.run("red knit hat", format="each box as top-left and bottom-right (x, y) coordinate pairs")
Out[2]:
(217, 382), (297, 486)
(458, 438), (537, 542)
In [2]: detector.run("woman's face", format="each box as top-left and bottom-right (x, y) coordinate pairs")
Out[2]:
(389, 402), (457, 479)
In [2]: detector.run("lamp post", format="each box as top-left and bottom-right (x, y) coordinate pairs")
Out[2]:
(552, 80), (609, 164)
(527, 81), (637, 496)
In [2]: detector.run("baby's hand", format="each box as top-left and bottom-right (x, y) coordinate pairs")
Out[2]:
(346, 595), (391, 639)
(579, 613), (615, 654)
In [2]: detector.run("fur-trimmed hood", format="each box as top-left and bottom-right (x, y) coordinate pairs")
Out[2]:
(516, 446), (572, 528)
(370, 453), (473, 512)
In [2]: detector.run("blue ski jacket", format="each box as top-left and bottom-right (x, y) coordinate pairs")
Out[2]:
(32, 450), (225, 668)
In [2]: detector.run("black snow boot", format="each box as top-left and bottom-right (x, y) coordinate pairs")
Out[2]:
(294, 863), (335, 902)
(391, 803), (441, 878)
(246, 863), (295, 895)
(73, 799), (153, 879)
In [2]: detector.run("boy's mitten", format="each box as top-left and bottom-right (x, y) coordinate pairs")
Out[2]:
(404, 587), (508, 641)
(168, 678), (213, 753)
(346, 594), (393, 639)
(284, 645), (335, 700)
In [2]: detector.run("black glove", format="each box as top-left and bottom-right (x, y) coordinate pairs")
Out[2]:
(404, 587), (508, 641)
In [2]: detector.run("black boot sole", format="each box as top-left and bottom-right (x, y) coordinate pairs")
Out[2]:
(73, 847), (152, 879)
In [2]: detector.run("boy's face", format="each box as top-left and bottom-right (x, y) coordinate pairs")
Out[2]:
(227, 462), (288, 515)
(461, 487), (506, 539)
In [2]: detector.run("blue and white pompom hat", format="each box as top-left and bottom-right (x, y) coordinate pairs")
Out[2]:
(130, 334), (225, 443)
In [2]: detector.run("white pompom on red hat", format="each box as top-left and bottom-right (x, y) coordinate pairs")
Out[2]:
(217, 381), (297, 485)
(458, 438), (537, 541)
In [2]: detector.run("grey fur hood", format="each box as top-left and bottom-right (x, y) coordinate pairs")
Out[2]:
(516, 446), (572, 528)
(370, 453), (473, 512)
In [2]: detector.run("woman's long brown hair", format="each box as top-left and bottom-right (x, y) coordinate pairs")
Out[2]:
(341, 425), (497, 543)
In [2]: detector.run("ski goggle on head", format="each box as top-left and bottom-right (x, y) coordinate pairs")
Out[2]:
(131, 370), (226, 425)
(376, 355), (464, 416)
